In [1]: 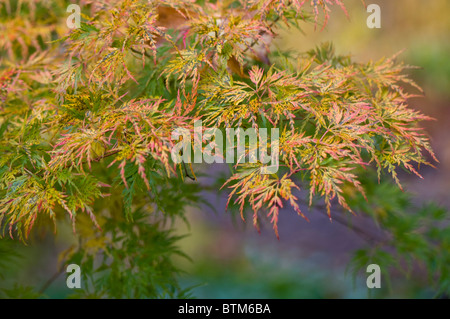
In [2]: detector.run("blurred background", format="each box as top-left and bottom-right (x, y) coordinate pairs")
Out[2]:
(1, 0), (449, 298)
(173, 0), (450, 299)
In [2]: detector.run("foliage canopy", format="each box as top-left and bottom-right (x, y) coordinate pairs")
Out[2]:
(0, 0), (448, 298)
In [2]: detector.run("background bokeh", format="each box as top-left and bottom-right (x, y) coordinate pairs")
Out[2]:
(173, 0), (450, 299)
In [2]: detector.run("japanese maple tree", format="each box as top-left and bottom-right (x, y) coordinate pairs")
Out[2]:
(0, 0), (448, 298)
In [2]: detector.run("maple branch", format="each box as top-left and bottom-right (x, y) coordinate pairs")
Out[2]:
(92, 149), (121, 162)
(130, 47), (152, 59)
(58, 148), (122, 170)
(39, 266), (65, 294)
(242, 16), (281, 54)
(311, 202), (389, 245)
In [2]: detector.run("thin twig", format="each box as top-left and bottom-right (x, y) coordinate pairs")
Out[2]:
(39, 267), (65, 294)
(63, 148), (121, 169)
(243, 15), (281, 54)
(130, 47), (152, 59)
(312, 202), (389, 245)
